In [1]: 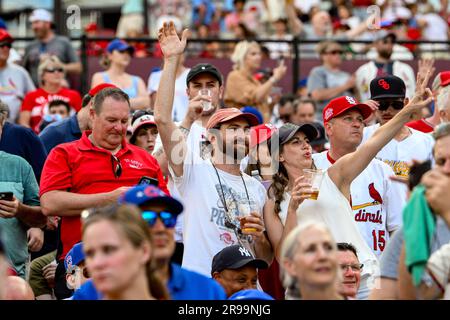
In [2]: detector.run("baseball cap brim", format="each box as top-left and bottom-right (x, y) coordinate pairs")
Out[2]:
(281, 123), (319, 145)
(208, 112), (260, 130)
(370, 93), (405, 100)
(140, 196), (184, 216)
(225, 257), (269, 271)
(331, 103), (373, 121)
(131, 119), (156, 136)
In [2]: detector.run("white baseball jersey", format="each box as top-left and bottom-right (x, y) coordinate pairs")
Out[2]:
(313, 151), (405, 257)
(362, 124), (434, 178)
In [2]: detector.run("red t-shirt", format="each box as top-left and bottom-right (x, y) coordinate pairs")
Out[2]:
(21, 88), (82, 133)
(406, 119), (434, 133)
(40, 131), (169, 260)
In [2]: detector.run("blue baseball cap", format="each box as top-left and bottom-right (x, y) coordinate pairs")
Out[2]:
(229, 289), (274, 300)
(119, 185), (183, 215)
(240, 106), (263, 125)
(0, 18), (7, 30)
(297, 77), (308, 89)
(64, 242), (85, 272)
(106, 39), (135, 55)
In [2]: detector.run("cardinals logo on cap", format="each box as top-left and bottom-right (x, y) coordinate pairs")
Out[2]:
(345, 96), (357, 104)
(324, 108), (334, 121)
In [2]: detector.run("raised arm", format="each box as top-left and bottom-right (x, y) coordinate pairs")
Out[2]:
(329, 70), (434, 195)
(153, 22), (189, 178)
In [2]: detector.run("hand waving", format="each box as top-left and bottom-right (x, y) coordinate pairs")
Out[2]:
(158, 21), (189, 59)
(403, 69), (434, 119)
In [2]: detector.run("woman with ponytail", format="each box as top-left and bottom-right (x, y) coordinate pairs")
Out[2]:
(81, 204), (169, 300)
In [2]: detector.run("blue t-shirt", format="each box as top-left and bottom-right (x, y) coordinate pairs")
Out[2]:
(0, 122), (47, 182)
(72, 263), (226, 300)
(39, 114), (82, 154)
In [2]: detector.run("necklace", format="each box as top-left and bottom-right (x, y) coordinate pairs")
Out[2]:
(210, 160), (250, 240)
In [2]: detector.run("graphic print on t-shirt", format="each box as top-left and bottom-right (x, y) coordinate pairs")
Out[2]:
(213, 183), (255, 247)
(379, 158), (410, 177)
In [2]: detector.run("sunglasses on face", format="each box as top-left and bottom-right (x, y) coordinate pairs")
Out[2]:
(325, 50), (343, 55)
(377, 100), (404, 111)
(44, 67), (64, 73)
(142, 211), (177, 228)
(340, 263), (364, 272)
(0, 42), (12, 49)
(68, 266), (90, 278)
(111, 155), (122, 178)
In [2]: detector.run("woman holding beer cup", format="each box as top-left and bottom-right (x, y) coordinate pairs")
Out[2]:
(264, 71), (434, 298)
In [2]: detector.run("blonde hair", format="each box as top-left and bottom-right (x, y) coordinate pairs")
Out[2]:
(82, 204), (170, 300)
(280, 221), (336, 299)
(231, 40), (260, 70)
(37, 55), (65, 86)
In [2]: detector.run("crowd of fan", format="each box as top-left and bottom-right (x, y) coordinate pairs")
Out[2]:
(0, 3), (450, 301)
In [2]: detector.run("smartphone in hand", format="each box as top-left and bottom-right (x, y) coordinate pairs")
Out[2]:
(0, 192), (14, 201)
(138, 176), (159, 187)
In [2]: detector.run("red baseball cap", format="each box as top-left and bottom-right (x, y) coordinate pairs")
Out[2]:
(206, 108), (260, 130)
(323, 96), (373, 123)
(88, 83), (118, 97)
(250, 124), (278, 148)
(440, 71), (450, 87)
(0, 29), (13, 43)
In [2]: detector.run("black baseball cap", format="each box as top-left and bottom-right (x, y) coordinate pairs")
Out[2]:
(279, 122), (319, 145)
(370, 75), (406, 100)
(309, 122), (328, 146)
(211, 245), (268, 274)
(186, 63), (223, 86)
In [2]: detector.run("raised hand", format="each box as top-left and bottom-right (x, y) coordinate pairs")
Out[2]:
(404, 69), (434, 119)
(417, 58), (435, 87)
(158, 21), (189, 59)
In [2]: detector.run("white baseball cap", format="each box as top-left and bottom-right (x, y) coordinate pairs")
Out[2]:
(131, 114), (156, 136)
(29, 9), (53, 23)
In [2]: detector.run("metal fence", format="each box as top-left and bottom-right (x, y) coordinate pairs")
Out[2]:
(11, 36), (450, 95)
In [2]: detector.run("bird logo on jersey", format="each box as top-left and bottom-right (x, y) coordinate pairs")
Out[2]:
(368, 183), (383, 204)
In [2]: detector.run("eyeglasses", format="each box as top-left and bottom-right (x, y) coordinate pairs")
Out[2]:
(141, 211), (177, 228)
(340, 263), (363, 272)
(111, 155), (122, 178)
(325, 50), (343, 55)
(44, 67), (64, 73)
(377, 100), (404, 111)
(0, 42), (11, 49)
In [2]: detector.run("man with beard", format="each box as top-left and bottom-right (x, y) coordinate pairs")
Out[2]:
(154, 22), (273, 277)
(355, 30), (415, 102)
(39, 87), (168, 299)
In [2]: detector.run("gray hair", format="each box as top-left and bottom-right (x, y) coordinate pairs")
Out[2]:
(280, 221), (336, 299)
(436, 86), (450, 112)
(0, 100), (9, 125)
(92, 87), (130, 114)
(231, 40), (260, 70)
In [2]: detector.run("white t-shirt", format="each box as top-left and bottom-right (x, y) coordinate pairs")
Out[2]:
(362, 124), (434, 178)
(147, 68), (190, 122)
(154, 121), (209, 243)
(278, 172), (379, 299)
(427, 242), (450, 300)
(169, 143), (266, 277)
(313, 151), (405, 258)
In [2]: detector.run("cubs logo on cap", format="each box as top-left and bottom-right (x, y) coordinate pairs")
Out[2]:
(322, 96), (373, 123)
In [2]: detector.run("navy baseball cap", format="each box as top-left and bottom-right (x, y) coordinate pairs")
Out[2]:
(64, 242), (85, 272)
(229, 289), (274, 300)
(107, 39), (135, 55)
(370, 75), (406, 100)
(186, 63), (223, 86)
(211, 245), (268, 274)
(240, 106), (263, 125)
(119, 185), (183, 215)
